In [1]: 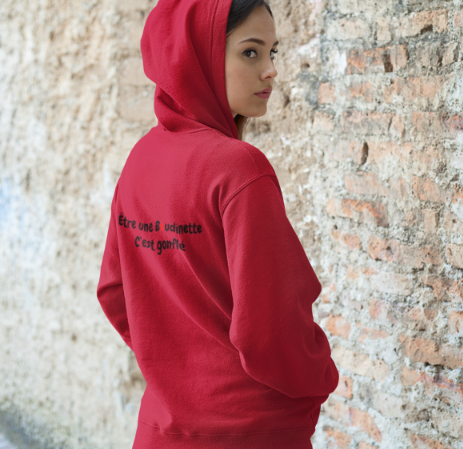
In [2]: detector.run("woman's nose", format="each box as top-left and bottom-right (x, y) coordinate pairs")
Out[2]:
(263, 61), (278, 79)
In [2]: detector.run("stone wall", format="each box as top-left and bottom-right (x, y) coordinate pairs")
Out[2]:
(0, 0), (462, 448)
(257, 1), (463, 448)
(0, 0), (155, 447)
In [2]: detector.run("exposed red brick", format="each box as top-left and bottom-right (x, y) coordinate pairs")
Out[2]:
(408, 431), (453, 449)
(345, 81), (373, 102)
(399, 335), (443, 365)
(331, 229), (362, 250)
(442, 43), (459, 65)
(367, 233), (443, 268)
(411, 112), (444, 136)
(369, 270), (413, 296)
(376, 17), (391, 39)
(368, 141), (412, 165)
(331, 229), (342, 241)
(325, 398), (384, 442)
(430, 373), (463, 402)
(369, 298), (388, 320)
(454, 9), (463, 28)
(358, 443), (376, 449)
(384, 75), (450, 104)
(439, 344), (463, 369)
(446, 244), (463, 269)
(401, 245), (442, 268)
(346, 264), (361, 280)
(348, 407), (382, 442)
(412, 176), (449, 203)
(341, 110), (404, 137)
(342, 232), (362, 250)
(400, 307), (438, 331)
(346, 44), (408, 74)
(346, 48), (366, 74)
(441, 208), (463, 235)
(313, 111), (335, 132)
(318, 82), (336, 104)
(321, 294), (331, 304)
(443, 114), (463, 136)
(326, 315), (352, 339)
(395, 209), (421, 229)
(401, 365), (421, 387)
(326, 198), (388, 227)
(411, 145), (445, 172)
(329, 140), (368, 164)
(388, 305), (437, 330)
(356, 323), (388, 342)
(448, 311), (463, 335)
(334, 376), (353, 399)
(415, 41), (448, 68)
(402, 366), (463, 408)
(326, 199), (338, 217)
(423, 209), (440, 234)
(427, 373), (463, 404)
(398, 9), (448, 37)
(324, 427), (352, 449)
(367, 235), (400, 262)
(417, 76), (450, 99)
(390, 114), (405, 137)
(401, 336), (463, 369)
(320, 282), (337, 305)
(324, 396), (349, 423)
(452, 185), (463, 212)
(344, 171), (387, 196)
(346, 265), (378, 279)
(422, 274), (463, 302)
(344, 198), (388, 227)
(332, 345), (390, 381)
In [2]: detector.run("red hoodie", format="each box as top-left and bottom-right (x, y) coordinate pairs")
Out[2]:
(96, 0), (339, 448)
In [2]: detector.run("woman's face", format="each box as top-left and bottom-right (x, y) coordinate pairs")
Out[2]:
(225, 6), (278, 118)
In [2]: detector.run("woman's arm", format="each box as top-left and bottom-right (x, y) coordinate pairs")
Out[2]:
(97, 182), (133, 351)
(222, 173), (339, 398)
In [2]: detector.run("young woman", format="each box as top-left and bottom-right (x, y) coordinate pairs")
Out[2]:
(97, 1), (339, 448)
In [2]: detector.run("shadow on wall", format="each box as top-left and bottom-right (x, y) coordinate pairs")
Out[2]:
(0, 409), (49, 449)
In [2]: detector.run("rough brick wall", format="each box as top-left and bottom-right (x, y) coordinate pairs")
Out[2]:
(254, 1), (463, 448)
(0, 0), (462, 448)
(0, 1), (154, 448)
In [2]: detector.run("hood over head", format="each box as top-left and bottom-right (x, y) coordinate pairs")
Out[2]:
(141, 0), (238, 140)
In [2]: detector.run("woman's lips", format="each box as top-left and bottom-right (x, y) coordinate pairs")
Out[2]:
(255, 91), (271, 99)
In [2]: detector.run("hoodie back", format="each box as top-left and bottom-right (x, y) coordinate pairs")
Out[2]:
(96, 1), (339, 448)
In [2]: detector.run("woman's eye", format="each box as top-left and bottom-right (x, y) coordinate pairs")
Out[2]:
(243, 49), (257, 58)
(243, 49), (279, 60)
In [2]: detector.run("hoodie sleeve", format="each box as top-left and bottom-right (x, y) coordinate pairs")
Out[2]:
(97, 183), (133, 351)
(222, 173), (339, 399)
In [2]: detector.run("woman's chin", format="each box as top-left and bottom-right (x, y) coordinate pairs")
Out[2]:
(240, 105), (268, 118)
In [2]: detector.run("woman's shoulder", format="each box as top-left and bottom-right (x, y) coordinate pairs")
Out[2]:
(203, 133), (281, 215)
(207, 131), (277, 179)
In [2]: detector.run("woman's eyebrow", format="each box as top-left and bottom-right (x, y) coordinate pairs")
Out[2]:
(239, 38), (279, 46)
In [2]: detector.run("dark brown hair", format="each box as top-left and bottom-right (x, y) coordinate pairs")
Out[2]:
(226, 0), (274, 141)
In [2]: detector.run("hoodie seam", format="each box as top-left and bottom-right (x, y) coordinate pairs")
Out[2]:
(210, 0), (221, 80)
(233, 140), (264, 173)
(138, 420), (314, 436)
(220, 173), (278, 218)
